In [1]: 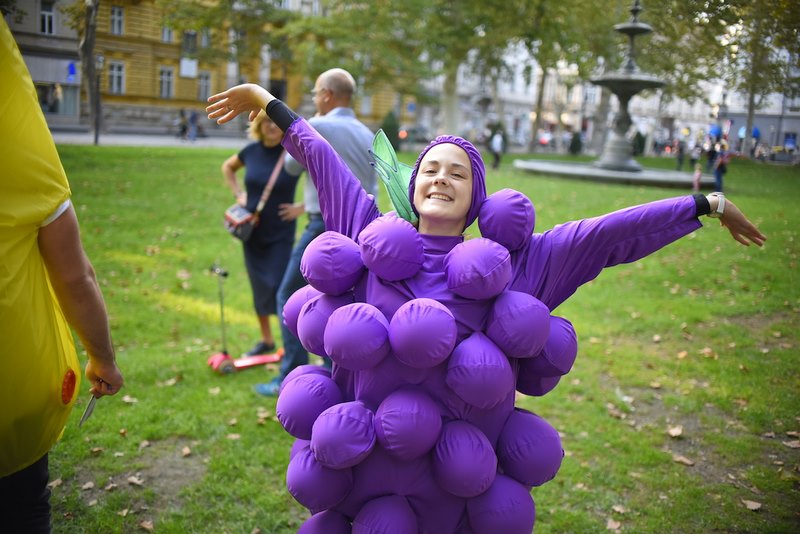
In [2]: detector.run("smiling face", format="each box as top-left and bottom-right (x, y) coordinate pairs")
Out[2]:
(412, 143), (474, 236)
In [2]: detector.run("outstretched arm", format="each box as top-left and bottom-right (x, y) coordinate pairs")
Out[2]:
(38, 204), (124, 398)
(518, 194), (766, 310)
(208, 84), (380, 238)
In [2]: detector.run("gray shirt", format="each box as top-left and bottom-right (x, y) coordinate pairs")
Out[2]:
(284, 107), (377, 214)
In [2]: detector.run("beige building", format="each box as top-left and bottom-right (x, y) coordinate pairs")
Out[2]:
(7, 0), (414, 137)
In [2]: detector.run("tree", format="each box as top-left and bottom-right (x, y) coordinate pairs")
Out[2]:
(62, 0), (101, 140)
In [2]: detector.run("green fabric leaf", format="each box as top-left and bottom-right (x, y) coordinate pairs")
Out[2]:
(369, 129), (418, 224)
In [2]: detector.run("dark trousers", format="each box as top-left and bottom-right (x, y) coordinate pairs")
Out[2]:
(0, 454), (51, 533)
(276, 213), (327, 382)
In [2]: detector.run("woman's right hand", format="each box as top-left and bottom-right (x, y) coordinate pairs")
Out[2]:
(207, 84), (275, 124)
(236, 191), (247, 206)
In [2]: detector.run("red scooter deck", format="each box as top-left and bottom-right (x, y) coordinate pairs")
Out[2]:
(207, 348), (284, 374)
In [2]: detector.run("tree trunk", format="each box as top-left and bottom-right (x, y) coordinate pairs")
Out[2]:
(442, 67), (460, 135)
(78, 1), (100, 135)
(531, 68), (547, 152)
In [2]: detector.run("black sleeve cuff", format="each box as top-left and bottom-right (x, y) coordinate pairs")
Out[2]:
(266, 100), (299, 132)
(693, 193), (710, 217)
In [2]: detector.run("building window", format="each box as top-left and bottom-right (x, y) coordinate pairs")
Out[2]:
(110, 6), (124, 35)
(182, 30), (197, 56)
(40, 1), (55, 34)
(198, 71), (211, 101)
(109, 61), (125, 95)
(162, 26), (174, 43)
(159, 67), (174, 98)
(200, 28), (212, 48)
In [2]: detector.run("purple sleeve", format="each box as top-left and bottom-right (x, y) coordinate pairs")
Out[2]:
(281, 118), (381, 240)
(511, 196), (703, 309)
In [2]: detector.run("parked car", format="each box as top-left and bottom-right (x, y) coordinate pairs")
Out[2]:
(399, 125), (432, 144)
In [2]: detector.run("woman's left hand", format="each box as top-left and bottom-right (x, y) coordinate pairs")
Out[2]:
(719, 199), (766, 247)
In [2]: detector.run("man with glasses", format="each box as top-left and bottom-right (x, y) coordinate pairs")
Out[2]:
(255, 68), (377, 396)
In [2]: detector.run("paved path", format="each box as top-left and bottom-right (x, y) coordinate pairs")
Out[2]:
(52, 131), (248, 149)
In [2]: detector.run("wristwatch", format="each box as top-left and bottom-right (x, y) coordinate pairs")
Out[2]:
(707, 192), (725, 218)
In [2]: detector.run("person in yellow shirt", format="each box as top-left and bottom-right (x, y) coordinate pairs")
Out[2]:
(0, 19), (124, 532)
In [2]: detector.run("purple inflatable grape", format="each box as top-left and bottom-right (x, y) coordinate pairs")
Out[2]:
(352, 495), (417, 534)
(358, 214), (424, 281)
(296, 293), (354, 358)
(466, 474), (535, 534)
(311, 401), (376, 469)
(432, 420), (497, 498)
(374, 388), (442, 460)
(485, 291), (551, 359)
(301, 231), (365, 296)
(444, 238), (511, 300)
(446, 332), (514, 410)
(283, 284), (323, 339)
(478, 188), (535, 251)
(496, 408), (564, 487)
(298, 510), (352, 534)
(389, 298), (457, 369)
(286, 447), (353, 513)
(324, 303), (391, 371)
(277, 373), (343, 440)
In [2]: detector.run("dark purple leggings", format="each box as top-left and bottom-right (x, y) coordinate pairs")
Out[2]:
(0, 454), (51, 533)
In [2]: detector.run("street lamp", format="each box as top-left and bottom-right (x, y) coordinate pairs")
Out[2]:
(94, 54), (104, 146)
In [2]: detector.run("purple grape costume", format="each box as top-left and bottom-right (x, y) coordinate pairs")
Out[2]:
(271, 104), (704, 533)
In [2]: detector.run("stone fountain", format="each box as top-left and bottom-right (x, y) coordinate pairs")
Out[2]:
(590, 0), (664, 171)
(513, 0), (712, 188)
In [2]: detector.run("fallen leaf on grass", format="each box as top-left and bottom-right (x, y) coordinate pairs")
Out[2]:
(699, 347), (717, 359)
(741, 499), (762, 511)
(139, 520), (154, 531)
(677, 350), (688, 359)
(782, 440), (800, 449)
(139, 440), (151, 449)
(672, 454), (695, 466)
(612, 504), (627, 514)
(119, 428), (128, 437)
(208, 387), (221, 396)
(227, 433), (241, 440)
(81, 481), (95, 490)
(90, 447), (103, 455)
(128, 475), (145, 486)
(228, 418), (238, 426)
(606, 518), (621, 530)
(88, 499), (98, 506)
(786, 431), (800, 438)
(589, 337), (601, 344)
(118, 509), (129, 517)
(122, 395), (138, 404)
(47, 478), (62, 489)
(762, 431), (775, 438)
(667, 425), (684, 438)
(649, 381), (662, 389)
(652, 334), (661, 343)
(182, 446), (192, 457)
(105, 482), (118, 492)
(114, 452), (125, 458)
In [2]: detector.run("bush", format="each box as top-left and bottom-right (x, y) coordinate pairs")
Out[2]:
(380, 111), (400, 151)
(632, 131), (646, 156)
(568, 132), (582, 155)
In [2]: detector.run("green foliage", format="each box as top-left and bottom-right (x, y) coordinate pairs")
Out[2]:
(568, 131), (582, 155)
(632, 130), (646, 156)
(48, 145), (799, 533)
(379, 111), (400, 150)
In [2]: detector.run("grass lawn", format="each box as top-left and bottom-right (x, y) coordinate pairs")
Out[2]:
(48, 144), (799, 533)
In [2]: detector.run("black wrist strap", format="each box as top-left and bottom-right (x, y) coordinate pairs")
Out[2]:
(693, 194), (710, 217)
(266, 100), (298, 132)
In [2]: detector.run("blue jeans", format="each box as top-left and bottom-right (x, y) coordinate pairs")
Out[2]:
(714, 167), (725, 192)
(276, 213), (326, 383)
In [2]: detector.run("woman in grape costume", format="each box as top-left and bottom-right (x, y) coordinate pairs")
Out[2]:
(208, 84), (765, 533)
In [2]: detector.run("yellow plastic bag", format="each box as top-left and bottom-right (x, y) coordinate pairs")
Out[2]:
(0, 18), (80, 477)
